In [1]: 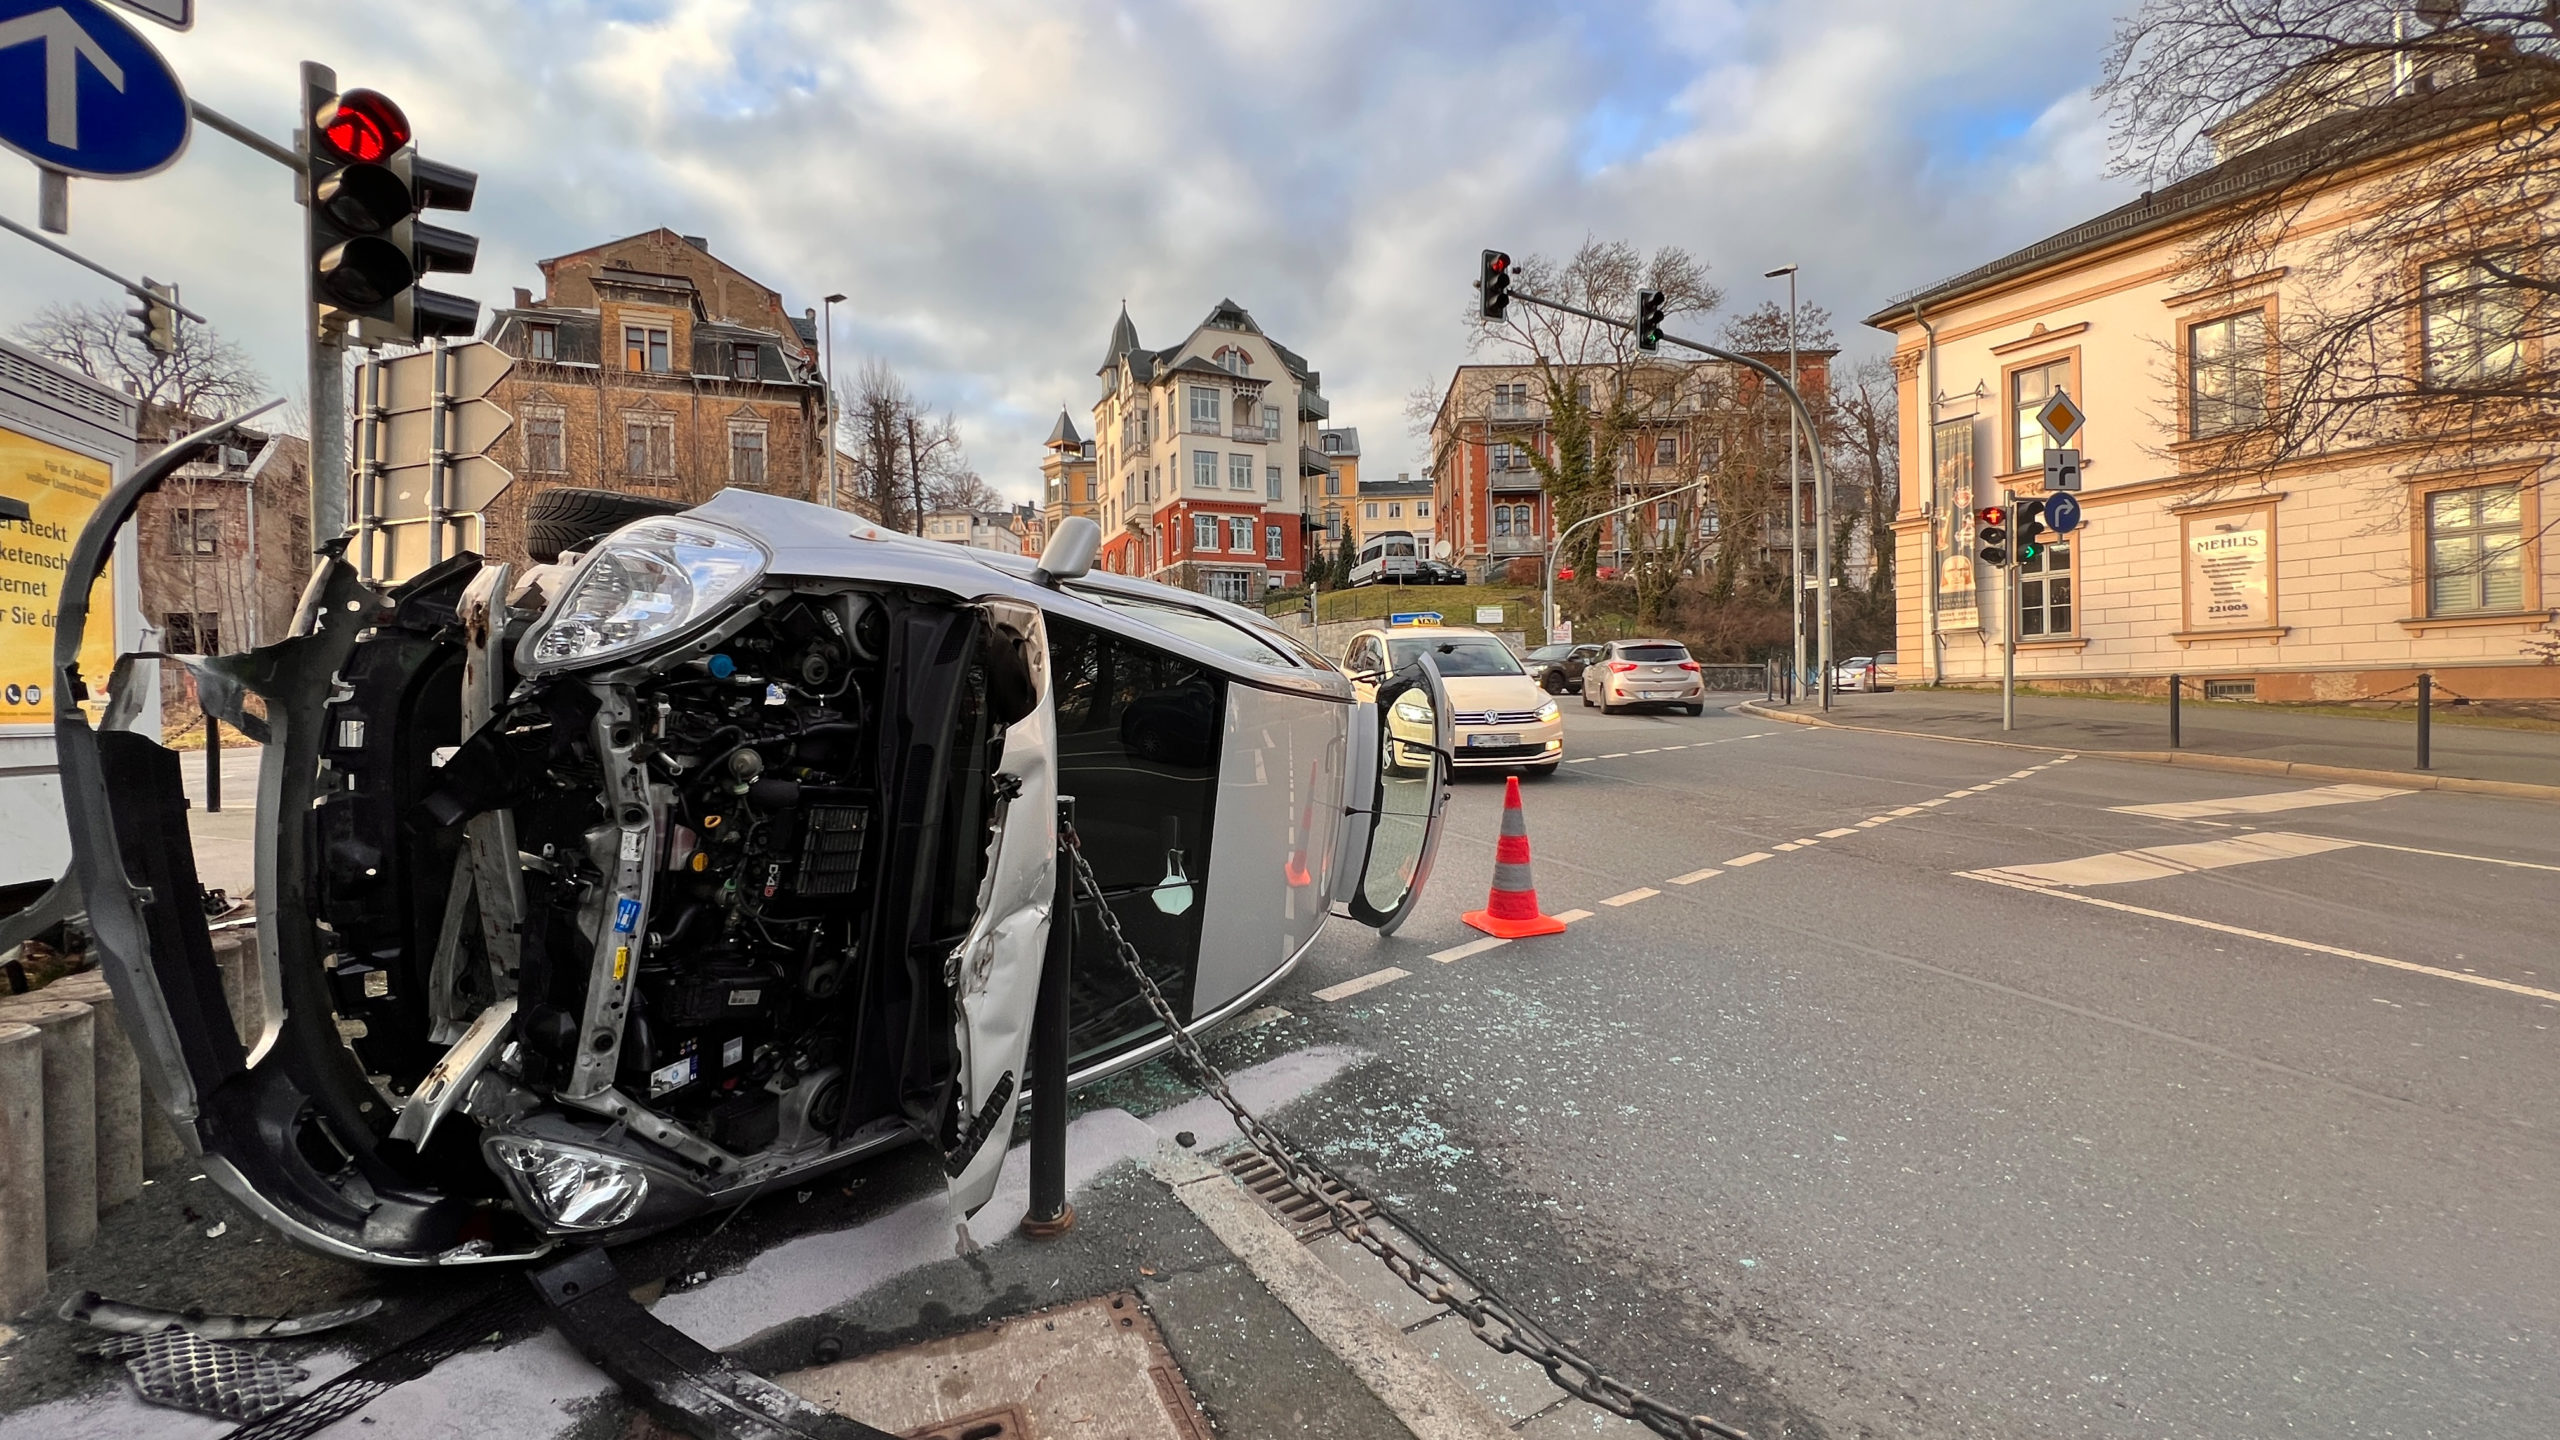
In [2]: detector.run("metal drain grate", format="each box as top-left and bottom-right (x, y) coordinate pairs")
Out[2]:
(119, 1329), (309, 1422)
(1217, 1147), (1372, 1239)
(903, 1405), (1029, 1440)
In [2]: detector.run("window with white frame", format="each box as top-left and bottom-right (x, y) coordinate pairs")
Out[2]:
(624, 325), (671, 373)
(1490, 441), (1527, 472)
(525, 324), (557, 361)
(1491, 382), (1531, 418)
(1263, 405), (1281, 441)
(2426, 482), (2526, 615)
(1194, 514), (1219, 551)
(1324, 469), (1340, 495)
(2423, 257), (2526, 388)
(170, 508), (219, 556)
(1227, 516), (1253, 552)
(1266, 465), (1281, 500)
(1194, 450), (1218, 489)
(1230, 453), (1253, 490)
(1654, 435), (1678, 465)
(524, 406), (566, 472)
(1364, 502), (1378, 519)
(2185, 312), (2267, 439)
(731, 343), (760, 381)
(2019, 539), (2073, 636)
(728, 420), (768, 487)
(1387, 502), (1402, 519)
(1322, 433), (1342, 454)
(1188, 386), (1221, 432)
(2013, 359), (2071, 466)
(1265, 524), (1284, 559)
(1415, 500), (1430, 518)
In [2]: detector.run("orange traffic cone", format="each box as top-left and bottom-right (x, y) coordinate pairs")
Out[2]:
(1462, 775), (1567, 938)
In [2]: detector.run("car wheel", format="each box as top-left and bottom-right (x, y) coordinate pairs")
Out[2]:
(1598, 692), (1617, 716)
(1684, 703), (1705, 717)
(524, 487), (689, 564)
(1580, 685), (1594, 708)
(1542, 672), (1565, 695)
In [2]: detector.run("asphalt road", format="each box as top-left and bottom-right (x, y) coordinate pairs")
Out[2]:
(1269, 699), (2560, 1439)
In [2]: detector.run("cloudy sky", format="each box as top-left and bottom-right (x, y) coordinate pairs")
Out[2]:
(3, 0), (2143, 500)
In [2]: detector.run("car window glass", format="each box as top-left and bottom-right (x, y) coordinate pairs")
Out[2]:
(1525, 645), (1570, 662)
(1387, 636), (1523, 677)
(1070, 588), (1294, 667)
(1622, 644), (1688, 662)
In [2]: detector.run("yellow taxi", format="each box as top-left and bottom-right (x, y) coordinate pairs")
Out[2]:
(1342, 621), (1563, 777)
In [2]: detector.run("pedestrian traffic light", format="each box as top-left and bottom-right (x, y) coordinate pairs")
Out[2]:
(2015, 498), (2049, 564)
(129, 278), (177, 359)
(1479, 250), (1512, 321)
(302, 84), (482, 341)
(1975, 505), (2010, 567)
(1636, 289), (1666, 351)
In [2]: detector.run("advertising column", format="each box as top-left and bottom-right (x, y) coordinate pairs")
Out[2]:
(0, 339), (144, 895)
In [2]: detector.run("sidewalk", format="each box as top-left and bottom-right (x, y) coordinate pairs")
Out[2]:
(1743, 688), (2560, 798)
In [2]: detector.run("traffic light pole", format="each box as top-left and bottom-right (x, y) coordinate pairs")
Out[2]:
(1503, 287), (1835, 692)
(2002, 487), (2018, 732)
(301, 62), (352, 550)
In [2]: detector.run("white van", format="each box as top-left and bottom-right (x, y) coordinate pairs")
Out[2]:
(1348, 530), (1420, 587)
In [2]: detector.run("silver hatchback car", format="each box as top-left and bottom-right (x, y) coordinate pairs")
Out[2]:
(1580, 639), (1706, 715)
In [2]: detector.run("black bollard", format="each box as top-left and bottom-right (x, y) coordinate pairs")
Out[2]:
(1020, 796), (1077, 1238)
(2167, 673), (2180, 750)
(2416, 673), (2432, 771)
(205, 714), (221, 814)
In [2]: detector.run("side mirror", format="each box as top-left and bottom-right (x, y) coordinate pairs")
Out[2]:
(1034, 516), (1100, 586)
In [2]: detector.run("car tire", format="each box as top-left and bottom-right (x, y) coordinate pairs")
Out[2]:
(1598, 693), (1617, 715)
(524, 487), (688, 564)
(1542, 672), (1565, 695)
(1580, 685), (1594, 708)
(1684, 703), (1705, 717)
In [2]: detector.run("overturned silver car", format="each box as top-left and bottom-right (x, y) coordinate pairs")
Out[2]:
(54, 420), (1451, 1265)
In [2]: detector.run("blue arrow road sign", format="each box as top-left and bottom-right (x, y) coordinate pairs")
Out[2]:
(2044, 490), (2083, 535)
(0, 0), (189, 178)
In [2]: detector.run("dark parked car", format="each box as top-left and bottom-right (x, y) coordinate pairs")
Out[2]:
(1523, 643), (1604, 695)
(1416, 559), (1469, 585)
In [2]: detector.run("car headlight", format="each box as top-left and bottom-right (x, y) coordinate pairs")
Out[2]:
(486, 1136), (650, 1231)
(1535, 698), (1560, 723)
(1393, 697), (1432, 724)
(518, 517), (767, 672)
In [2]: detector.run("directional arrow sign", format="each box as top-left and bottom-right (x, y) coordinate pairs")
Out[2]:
(2035, 388), (2085, 448)
(381, 401), (515, 471)
(377, 455), (516, 524)
(0, 0), (189, 177)
(380, 341), (515, 413)
(2044, 490), (2083, 535)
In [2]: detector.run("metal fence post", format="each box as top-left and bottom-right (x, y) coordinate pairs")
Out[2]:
(205, 713), (221, 814)
(2417, 672), (2432, 771)
(2168, 673), (2180, 750)
(1020, 796), (1077, 1238)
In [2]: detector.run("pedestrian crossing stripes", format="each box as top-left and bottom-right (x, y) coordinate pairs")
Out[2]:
(2111, 783), (2412, 820)
(1973, 831), (2358, 888)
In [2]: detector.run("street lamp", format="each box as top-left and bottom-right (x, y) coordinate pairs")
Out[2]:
(1544, 476), (1712, 647)
(822, 292), (846, 509)
(1763, 263), (1830, 710)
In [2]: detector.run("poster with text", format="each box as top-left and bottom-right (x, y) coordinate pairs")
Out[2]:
(2183, 504), (2275, 631)
(0, 425), (119, 729)
(1932, 418), (1980, 631)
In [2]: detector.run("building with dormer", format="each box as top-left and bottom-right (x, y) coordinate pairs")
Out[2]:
(1040, 411), (1099, 533)
(476, 229), (835, 562)
(1084, 299), (1336, 598)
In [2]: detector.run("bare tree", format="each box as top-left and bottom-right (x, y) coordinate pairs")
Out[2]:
(926, 467), (1001, 515)
(1719, 301), (1837, 358)
(14, 300), (267, 438)
(842, 358), (916, 531)
(1830, 357), (1900, 604)
(2098, 3), (2560, 481)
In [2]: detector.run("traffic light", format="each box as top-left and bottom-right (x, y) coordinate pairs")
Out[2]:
(1479, 250), (1512, 321)
(129, 278), (177, 359)
(2015, 498), (2049, 565)
(1975, 505), (2011, 567)
(1635, 289), (1666, 351)
(302, 84), (482, 342)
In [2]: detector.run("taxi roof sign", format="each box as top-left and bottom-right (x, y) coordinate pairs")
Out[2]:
(1386, 612), (1443, 627)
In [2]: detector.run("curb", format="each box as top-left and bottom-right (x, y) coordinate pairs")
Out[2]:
(1150, 1142), (1513, 1440)
(1733, 701), (2560, 804)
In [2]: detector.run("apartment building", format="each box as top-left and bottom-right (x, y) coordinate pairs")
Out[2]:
(1085, 299), (1334, 599)
(476, 229), (833, 562)
(1351, 470), (1434, 552)
(1040, 411), (1100, 533)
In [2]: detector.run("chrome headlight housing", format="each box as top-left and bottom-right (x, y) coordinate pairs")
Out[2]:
(1535, 698), (1561, 723)
(1393, 696), (1432, 725)
(517, 517), (767, 673)
(486, 1135), (650, 1232)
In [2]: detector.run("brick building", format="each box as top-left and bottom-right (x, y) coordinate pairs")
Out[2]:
(1084, 300), (1336, 599)
(134, 427), (309, 728)
(476, 229), (833, 562)
(1427, 358), (1830, 580)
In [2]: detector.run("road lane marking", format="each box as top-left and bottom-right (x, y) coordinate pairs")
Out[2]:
(1918, 798), (1948, 807)
(1567, 757), (1594, 764)
(1962, 872), (2560, 1006)
(2332, 838), (2560, 873)
(1975, 831), (2358, 888)
(1889, 806), (1923, 816)
(2009, 770), (2038, 778)
(1632, 748), (1660, 755)
(1943, 790), (1973, 799)
(2112, 783), (2413, 820)
(1552, 908), (1594, 923)
(1431, 937), (1507, 963)
(1793, 837), (1821, 846)
(1600, 752), (1629, 759)
(1773, 842), (1803, 851)
(1315, 967), (1408, 1002)
(1661, 744), (1688, 750)
(1855, 819), (1885, 828)
(1818, 827), (1857, 839)
(1601, 887), (1659, 906)
(1727, 852), (1772, 866)
(1669, 867), (1722, 884)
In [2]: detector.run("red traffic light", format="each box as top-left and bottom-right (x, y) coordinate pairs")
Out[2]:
(1978, 506), (2007, 525)
(318, 88), (412, 163)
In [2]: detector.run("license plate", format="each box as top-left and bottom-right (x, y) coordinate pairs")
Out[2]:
(1468, 733), (1520, 747)
(1645, 691), (1678, 699)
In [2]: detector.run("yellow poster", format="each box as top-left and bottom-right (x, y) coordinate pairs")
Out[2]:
(0, 424), (119, 726)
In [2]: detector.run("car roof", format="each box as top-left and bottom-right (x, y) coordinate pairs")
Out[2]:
(1610, 637), (1687, 649)
(1367, 624), (1500, 641)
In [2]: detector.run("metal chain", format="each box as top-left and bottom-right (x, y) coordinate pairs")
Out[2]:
(1060, 823), (1750, 1440)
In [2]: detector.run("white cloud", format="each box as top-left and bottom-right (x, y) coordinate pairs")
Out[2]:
(1, 0), (2138, 503)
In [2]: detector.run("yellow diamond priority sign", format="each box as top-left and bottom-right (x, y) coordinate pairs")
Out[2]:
(2035, 389), (2085, 447)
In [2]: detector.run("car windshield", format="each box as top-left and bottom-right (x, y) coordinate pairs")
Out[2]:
(1620, 644), (1688, 663)
(1388, 635), (1522, 676)
(1071, 589), (1295, 667)
(1525, 645), (1573, 662)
